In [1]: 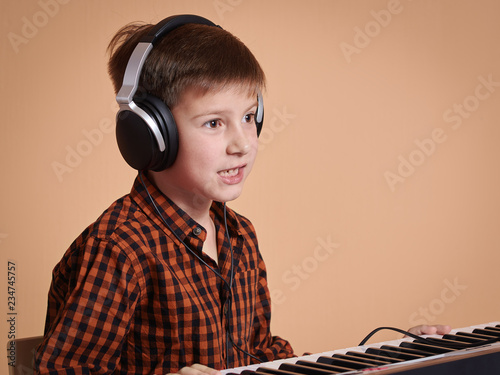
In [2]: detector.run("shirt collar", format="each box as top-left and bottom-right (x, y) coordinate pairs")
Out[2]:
(130, 172), (242, 242)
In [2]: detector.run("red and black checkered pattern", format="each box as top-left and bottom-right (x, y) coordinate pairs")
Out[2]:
(34, 174), (294, 374)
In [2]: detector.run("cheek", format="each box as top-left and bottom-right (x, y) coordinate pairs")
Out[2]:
(178, 139), (219, 170)
(249, 137), (259, 158)
(244, 145), (259, 176)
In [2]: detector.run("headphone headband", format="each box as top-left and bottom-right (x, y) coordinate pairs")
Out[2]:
(141, 14), (218, 44)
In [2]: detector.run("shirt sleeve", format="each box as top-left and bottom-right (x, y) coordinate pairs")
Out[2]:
(34, 236), (141, 375)
(249, 252), (295, 362)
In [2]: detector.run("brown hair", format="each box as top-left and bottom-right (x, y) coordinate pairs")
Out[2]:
(107, 20), (266, 108)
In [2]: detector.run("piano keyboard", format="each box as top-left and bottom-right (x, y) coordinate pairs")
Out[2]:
(223, 321), (500, 375)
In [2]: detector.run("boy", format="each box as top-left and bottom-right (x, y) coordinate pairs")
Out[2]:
(34, 15), (294, 375)
(34, 14), (449, 375)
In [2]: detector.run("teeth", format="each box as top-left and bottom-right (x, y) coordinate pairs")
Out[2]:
(219, 168), (239, 177)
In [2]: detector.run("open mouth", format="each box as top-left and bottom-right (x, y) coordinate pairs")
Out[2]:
(217, 164), (246, 184)
(218, 167), (240, 177)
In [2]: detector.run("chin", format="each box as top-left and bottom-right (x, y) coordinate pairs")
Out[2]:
(215, 187), (244, 203)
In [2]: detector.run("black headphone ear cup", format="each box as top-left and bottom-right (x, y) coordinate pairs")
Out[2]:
(116, 94), (178, 171)
(139, 95), (179, 171)
(256, 107), (263, 136)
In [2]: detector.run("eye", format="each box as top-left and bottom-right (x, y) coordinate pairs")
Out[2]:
(204, 119), (221, 129)
(243, 113), (255, 124)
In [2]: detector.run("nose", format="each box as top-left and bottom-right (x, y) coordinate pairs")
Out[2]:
(226, 123), (253, 155)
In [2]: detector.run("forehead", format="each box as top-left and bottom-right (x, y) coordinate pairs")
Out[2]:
(175, 82), (258, 111)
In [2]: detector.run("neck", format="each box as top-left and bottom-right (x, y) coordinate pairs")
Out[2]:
(147, 171), (213, 224)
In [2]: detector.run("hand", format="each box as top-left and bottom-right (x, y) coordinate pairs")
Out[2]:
(168, 364), (222, 375)
(406, 324), (451, 336)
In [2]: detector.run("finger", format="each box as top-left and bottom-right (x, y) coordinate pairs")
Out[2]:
(406, 325), (435, 336)
(173, 364), (221, 375)
(191, 363), (221, 375)
(418, 324), (452, 335)
(407, 324), (452, 336)
(434, 324), (452, 335)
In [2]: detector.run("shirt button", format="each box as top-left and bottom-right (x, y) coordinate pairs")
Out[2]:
(193, 227), (202, 236)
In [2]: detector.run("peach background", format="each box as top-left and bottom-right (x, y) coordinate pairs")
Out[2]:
(1, 0), (500, 371)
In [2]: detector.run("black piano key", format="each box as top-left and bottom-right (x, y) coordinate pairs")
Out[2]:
(296, 359), (355, 372)
(380, 344), (433, 357)
(484, 327), (500, 337)
(400, 341), (453, 354)
(254, 372), (289, 375)
(331, 353), (390, 366)
(366, 347), (423, 361)
(257, 367), (305, 375)
(456, 331), (496, 340)
(442, 333), (486, 343)
(414, 337), (470, 349)
(346, 350), (404, 363)
(473, 328), (500, 337)
(279, 363), (338, 375)
(313, 356), (369, 370)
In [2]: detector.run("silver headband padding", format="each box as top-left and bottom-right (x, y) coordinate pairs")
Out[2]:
(116, 42), (152, 104)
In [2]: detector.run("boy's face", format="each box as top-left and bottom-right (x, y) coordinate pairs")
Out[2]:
(156, 84), (259, 210)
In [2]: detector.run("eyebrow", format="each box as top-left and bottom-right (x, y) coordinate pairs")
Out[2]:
(191, 101), (258, 120)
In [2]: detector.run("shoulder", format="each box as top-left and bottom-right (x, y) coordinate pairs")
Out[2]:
(51, 193), (152, 287)
(85, 193), (152, 245)
(60, 193), (153, 267)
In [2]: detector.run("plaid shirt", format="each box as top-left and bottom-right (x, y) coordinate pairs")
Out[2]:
(35, 174), (294, 374)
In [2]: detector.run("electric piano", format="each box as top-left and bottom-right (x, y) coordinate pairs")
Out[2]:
(223, 322), (500, 374)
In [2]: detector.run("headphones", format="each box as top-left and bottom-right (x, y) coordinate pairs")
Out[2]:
(115, 14), (264, 171)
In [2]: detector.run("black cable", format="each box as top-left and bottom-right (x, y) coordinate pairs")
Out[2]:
(228, 331), (263, 364)
(138, 171), (262, 367)
(358, 326), (499, 349)
(139, 172), (230, 289)
(223, 202), (233, 369)
(223, 205), (262, 365)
